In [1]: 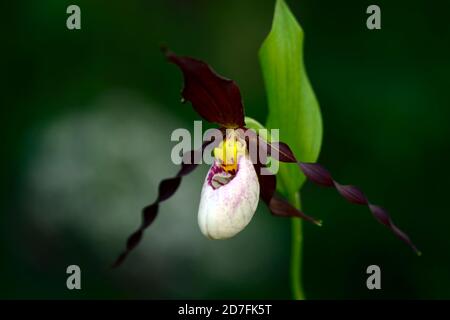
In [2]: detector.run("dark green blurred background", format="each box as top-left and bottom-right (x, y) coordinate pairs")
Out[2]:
(2, 0), (449, 299)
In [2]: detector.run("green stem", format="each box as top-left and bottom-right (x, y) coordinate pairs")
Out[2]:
(289, 192), (305, 300)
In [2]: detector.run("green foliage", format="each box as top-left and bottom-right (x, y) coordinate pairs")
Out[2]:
(259, 0), (323, 196)
(244, 116), (265, 132)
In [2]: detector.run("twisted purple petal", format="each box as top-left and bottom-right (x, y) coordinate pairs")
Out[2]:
(298, 162), (334, 187)
(113, 141), (213, 267)
(263, 138), (420, 255)
(298, 161), (421, 255)
(267, 141), (297, 163)
(369, 204), (421, 255)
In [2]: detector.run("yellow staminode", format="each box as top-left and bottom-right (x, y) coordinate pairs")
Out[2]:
(214, 134), (246, 173)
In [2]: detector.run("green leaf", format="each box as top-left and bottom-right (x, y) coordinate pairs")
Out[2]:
(244, 116), (265, 132)
(259, 0), (323, 196)
(244, 116), (271, 142)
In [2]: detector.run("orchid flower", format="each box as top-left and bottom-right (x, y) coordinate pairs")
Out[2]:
(113, 49), (420, 267)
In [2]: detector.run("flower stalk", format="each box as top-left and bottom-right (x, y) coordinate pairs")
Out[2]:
(289, 192), (305, 300)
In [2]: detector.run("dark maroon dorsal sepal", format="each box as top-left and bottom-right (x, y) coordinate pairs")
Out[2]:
(164, 48), (245, 128)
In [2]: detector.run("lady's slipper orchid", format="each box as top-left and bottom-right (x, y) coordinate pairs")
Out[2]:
(113, 49), (419, 267)
(199, 131), (260, 239)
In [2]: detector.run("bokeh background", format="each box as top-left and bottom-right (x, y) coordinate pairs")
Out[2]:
(2, 0), (449, 299)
